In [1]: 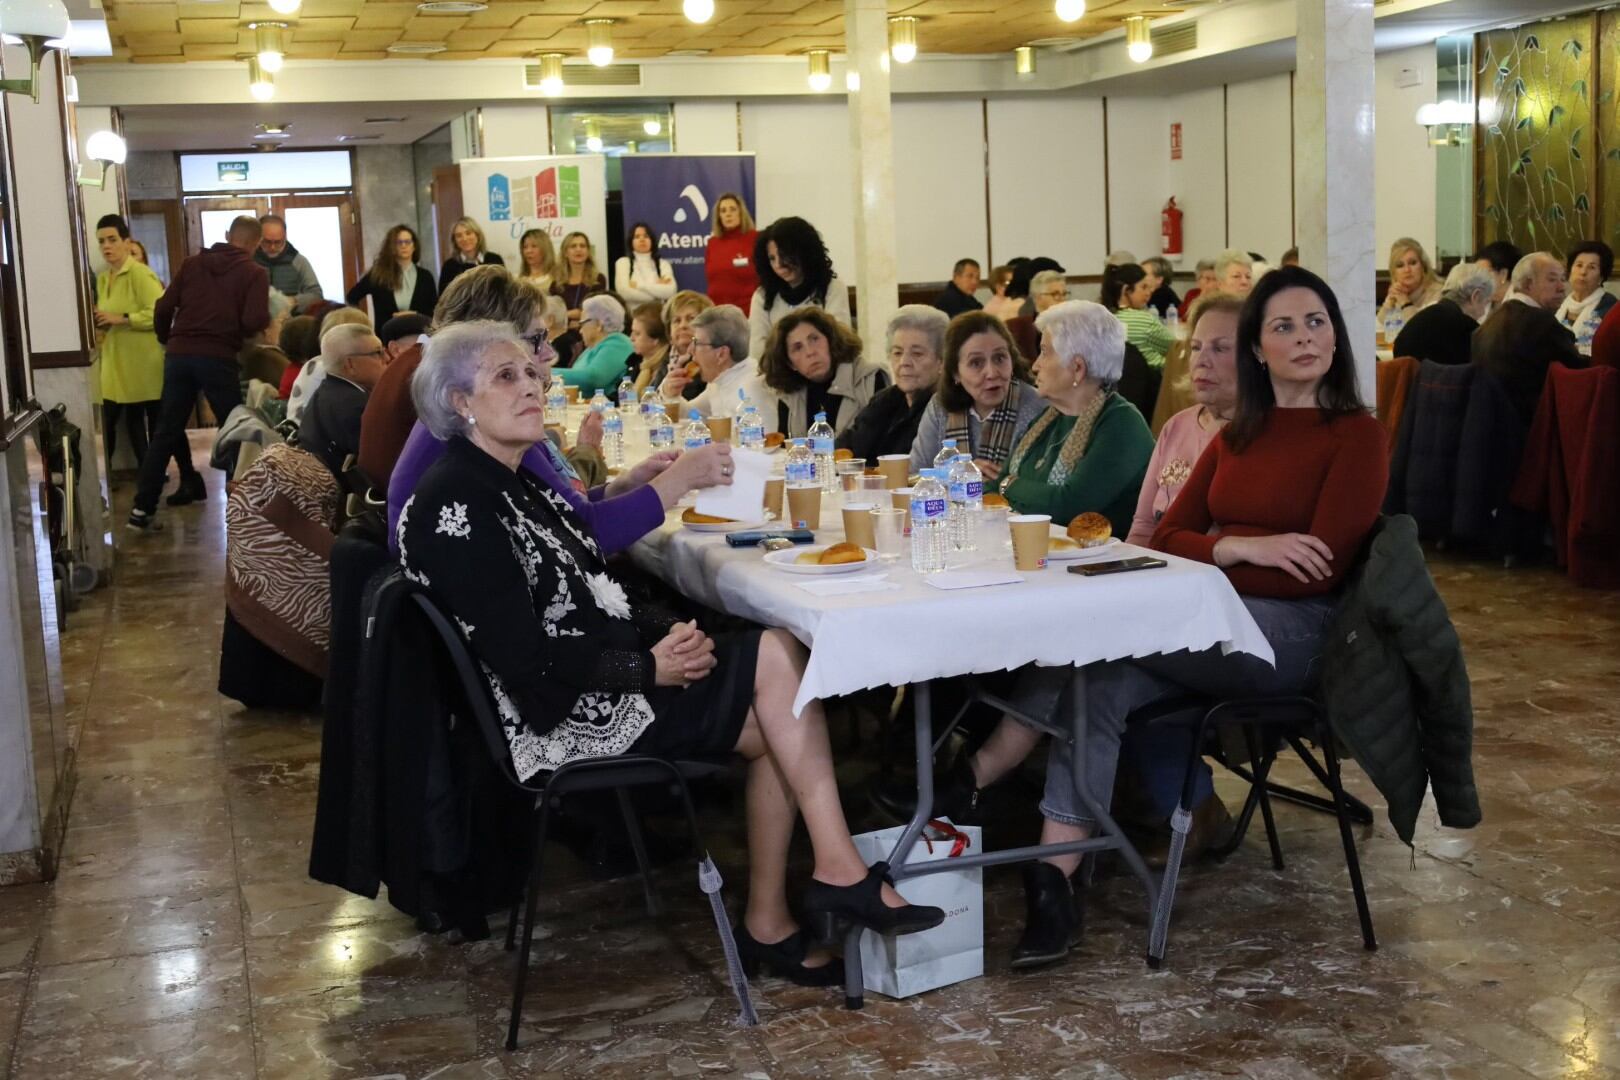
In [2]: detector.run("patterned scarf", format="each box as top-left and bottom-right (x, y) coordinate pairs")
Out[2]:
(1004, 390), (1109, 490)
(946, 380), (1029, 469)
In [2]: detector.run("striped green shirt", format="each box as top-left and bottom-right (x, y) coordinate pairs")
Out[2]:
(1115, 307), (1176, 368)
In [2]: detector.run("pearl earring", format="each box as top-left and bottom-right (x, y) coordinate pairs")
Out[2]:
(465, 415), (477, 426)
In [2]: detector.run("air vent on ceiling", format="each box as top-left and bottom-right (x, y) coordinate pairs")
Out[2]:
(522, 61), (642, 89)
(388, 42), (448, 54)
(337, 133), (384, 141)
(365, 116), (408, 124)
(1150, 21), (1196, 57)
(418, 1), (487, 12)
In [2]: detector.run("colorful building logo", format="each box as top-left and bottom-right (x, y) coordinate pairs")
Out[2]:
(534, 165), (582, 219)
(487, 173), (511, 221)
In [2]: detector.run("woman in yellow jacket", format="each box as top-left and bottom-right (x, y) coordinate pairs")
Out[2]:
(94, 215), (168, 476)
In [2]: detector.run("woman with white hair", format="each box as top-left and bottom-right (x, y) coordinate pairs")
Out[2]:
(998, 300), (1155, 537)
(557, 293), (632, 396)
(836, 305), (948, 465)
(400, 321), (944, 986)
(1391, 261), (1494, 366)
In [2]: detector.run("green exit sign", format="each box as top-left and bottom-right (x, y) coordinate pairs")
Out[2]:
(218, 161), (250, 182)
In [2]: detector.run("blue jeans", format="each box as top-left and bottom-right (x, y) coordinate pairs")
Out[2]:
(1040, 595), (1336, 829)
(133, 354), (242, 516)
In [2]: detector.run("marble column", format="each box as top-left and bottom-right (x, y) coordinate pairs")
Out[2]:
(1294, 0), (1376, 403)
(845, 0), (899, 365)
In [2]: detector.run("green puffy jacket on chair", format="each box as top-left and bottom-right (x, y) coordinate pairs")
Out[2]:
(1320, 514), (1482, 846)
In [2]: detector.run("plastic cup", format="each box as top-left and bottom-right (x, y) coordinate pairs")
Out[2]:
(890, 487), (914, 535)
(786, 484), (822, 530)
(664, 400), (684, 423)
(1009, 513), (1053, 571)
(704, 416), (733, 444)
(837, 461), (867, 493)
(763, 477), (785, 521)
(841, 502), (877, 549)
(877, 455), (910, 489)
(871, 509), (907, 562)
(564, 385), (580, 405)
(857, 474), (887, 497)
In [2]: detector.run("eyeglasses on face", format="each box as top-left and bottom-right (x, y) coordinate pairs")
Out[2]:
(394, 237), (415, 247)
(691, 338), (716, 351)
(521, 330), (550, 353)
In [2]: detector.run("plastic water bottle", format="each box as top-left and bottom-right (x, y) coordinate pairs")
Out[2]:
(618, 375), (637, 410)
(546, 380), (567, 424)
(808, 411), (836, 492)
(1165, 306), (1180, 333)
(785, 438), (815, 487)
(910, 468), (950, 575)
(947, 454), (983, 553)
(645, 401), (674, 450)
(738, 396), (765, 453)
(601, 400), (624, 468)
(933, 438), (961, 472)
(682, 411), (711, 452)
(589, 388), (608, 413)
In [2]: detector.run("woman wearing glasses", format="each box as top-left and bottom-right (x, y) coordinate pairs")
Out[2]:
(346, 224), (438, 325)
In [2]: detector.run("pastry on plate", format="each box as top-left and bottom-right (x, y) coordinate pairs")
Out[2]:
(982, 492), (1009, 509)
(763, 432), (786, 450)
(682, 509), (734, 525)
(796, 541), (867, 566)
(1066, 511), (1113, 547)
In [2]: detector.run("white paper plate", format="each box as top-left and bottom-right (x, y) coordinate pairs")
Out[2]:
(682, 518), (764, 534)
(764, 545), (878, 575)
(1045, 535), (1122, 562)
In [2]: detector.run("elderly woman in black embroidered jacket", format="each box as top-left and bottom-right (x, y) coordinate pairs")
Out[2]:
(399, 320), (941, 987)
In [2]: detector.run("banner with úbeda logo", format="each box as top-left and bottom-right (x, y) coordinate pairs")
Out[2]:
(619, 154), (757, 293)
(458, 154), (608, 278)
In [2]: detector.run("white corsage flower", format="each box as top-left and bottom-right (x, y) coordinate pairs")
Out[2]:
(585, 572), (632, 619)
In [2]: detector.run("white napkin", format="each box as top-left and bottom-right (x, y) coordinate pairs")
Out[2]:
(793, 575), (899, 597)
(694, 446), (770, 523)
(923, 568), (1024, 591)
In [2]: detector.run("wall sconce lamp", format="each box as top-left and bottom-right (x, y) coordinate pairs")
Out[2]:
(0, 0), (71, 103)
(1415, 100), (1472, 147)
(77, 129), (126, 188)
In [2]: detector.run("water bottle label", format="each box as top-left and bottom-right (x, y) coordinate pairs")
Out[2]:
(948, 481), (967, 502)
(785, 461), (814, 484)
(910, 496), (947, 522)
(684, 437), (708, 451)
(811, 437), (834, 455)
(965, 480), (982, 500)
(604, 418), (623, 433)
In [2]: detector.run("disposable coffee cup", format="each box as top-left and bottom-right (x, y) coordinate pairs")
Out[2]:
(786, 484), (822, 530)
(704, 416), (733, 444)
(564, 385), (580, 405)
(1009, 513), (1053, 571)
(841, 502), (877, 549)
(763, 476), (785, 520)
(877, 455), (910, 489)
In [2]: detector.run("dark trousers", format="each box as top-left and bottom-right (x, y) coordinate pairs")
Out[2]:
(133, 354), (241, 515)
(104, 400), (195, 481)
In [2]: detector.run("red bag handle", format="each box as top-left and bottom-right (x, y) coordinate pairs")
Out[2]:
(921, 819), (972, 858)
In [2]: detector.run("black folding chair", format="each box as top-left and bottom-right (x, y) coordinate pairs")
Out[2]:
(1133, 695), (1378, 966)
(378, 582), (758, 1048)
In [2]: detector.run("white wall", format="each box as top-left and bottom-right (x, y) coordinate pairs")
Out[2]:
(893, 99), (988, 283)
(985, 96), (1107, 275)
(1225, 72), (1296, 263)
(478, 104), (551, 158)
(740, 100), (857, 285)
(1374, 45), (1438, 264)
(75, 106), (123, 257)
(1106, 96), (1168, 263)
(673, 101), (740, 153)
(1165, 85), (1227, 269)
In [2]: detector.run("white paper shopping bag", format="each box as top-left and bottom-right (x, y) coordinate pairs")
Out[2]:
(851, 819), (983, 999)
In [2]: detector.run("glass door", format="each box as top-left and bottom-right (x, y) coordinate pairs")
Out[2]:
(182, 193), (362, 300)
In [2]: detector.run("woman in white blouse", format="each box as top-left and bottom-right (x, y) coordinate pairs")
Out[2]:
(1557, 241), (1617, 354)
(614, 222), (676, 308)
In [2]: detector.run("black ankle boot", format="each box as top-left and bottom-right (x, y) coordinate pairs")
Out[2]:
(166, 472), (207, 507)
(1010, 862), (1082, 970)
(802, 862), (945, 943)
(871, 755), (982, 825)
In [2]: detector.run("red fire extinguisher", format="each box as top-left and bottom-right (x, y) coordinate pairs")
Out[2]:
(1161, 197), (1183, 258)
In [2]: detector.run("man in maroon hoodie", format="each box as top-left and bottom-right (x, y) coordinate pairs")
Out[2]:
(129, 215), (270, 530)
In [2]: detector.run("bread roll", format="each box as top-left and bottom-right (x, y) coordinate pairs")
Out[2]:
(833, 448), (855, 462)
(982, 492), (1008, 509)
(818, 541), (866, 565)
(763, 432), (785, 450)
(1067, 512), (1113, 547)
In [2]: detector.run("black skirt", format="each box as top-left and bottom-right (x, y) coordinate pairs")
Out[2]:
(630, 630), (761, 759)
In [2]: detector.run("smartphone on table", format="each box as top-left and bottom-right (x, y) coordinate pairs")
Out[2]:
(1068, 556), (1168, 576)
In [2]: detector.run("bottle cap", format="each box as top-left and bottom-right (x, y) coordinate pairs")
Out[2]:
(814, 411), (827, 422)
(687, 411), (700, 420)
(942, 439), (957, 448)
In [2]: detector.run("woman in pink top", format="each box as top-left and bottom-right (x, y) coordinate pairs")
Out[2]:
(1125, 293), (1244, 545)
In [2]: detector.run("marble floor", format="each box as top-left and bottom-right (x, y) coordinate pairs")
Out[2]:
(1, 452), (1617, 1080)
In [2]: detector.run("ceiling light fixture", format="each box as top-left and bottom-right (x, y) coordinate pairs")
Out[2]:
(251, 21), (287, 72)
(0, 0), (69, 101)
(643, 118), (662, 136)
(888, 16), (917, 63)
(1125, 15), (1152, 62)
(585, 19), (614, 66)
(806, 49), (831, 92)
(247, 56), (275, 101)
(1014, 45), (1035, 76)
(537, 52), (565, 94)
(1054, 0), (1085, 24)
(682, 0), (714, 24)
(267, 0), (301, 14)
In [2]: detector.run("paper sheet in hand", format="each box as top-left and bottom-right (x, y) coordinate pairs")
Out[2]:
(693, 447), (770, 523)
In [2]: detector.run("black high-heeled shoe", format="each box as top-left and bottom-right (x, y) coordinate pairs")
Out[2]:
(734, 924), (845, 987)
(802, 862), (945, 943)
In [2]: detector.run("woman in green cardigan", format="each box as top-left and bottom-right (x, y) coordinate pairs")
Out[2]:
(558, 293), (634, 397)
(999, 299), (1155, 538)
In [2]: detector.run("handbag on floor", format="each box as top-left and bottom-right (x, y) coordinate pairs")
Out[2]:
(852, 819), (983, 998)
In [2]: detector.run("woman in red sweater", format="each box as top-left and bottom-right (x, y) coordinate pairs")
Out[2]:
(704, 192), (758, 314)
(1005, 265), (1389, 968)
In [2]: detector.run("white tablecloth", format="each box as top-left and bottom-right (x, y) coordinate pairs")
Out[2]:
(629, 511), (1275, 716)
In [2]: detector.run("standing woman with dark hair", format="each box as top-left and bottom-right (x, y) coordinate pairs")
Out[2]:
(1557, 240), (1616, 353)
(346, 224), (437, 324)
(1102, 263), (1177, 368)
(551, 230), (607, 363)
(748, 217), (851, 360)
(614, 222), (676, 307)
(705, 192), (758, 313)
(94, 213), (169, 478)
(440, 216), (505, 293)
